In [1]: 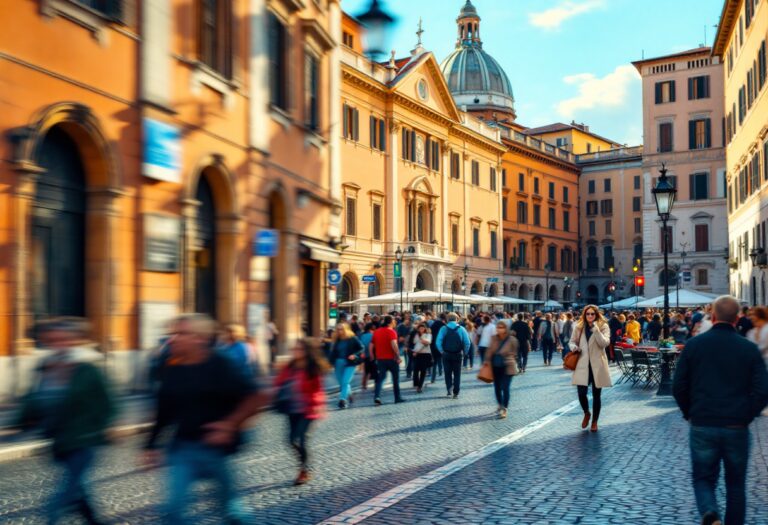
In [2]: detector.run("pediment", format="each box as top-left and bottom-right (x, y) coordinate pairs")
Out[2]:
(390, 52), (462, 123)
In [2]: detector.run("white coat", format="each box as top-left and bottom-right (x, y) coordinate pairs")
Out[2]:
(568, 321), (612, 388)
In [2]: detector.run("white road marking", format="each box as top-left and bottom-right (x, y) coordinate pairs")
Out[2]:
(317, 398), (582, 524)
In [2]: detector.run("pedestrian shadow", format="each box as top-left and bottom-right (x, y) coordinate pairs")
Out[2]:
(371, 414), (496, 438)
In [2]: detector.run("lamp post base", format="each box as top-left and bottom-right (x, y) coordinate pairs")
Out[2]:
(656, 351), (674, 396)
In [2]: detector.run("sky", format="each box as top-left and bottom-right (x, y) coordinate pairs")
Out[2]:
(342, 0), (725, 146)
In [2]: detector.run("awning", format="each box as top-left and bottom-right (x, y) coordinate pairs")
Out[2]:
(300, 239), (341, 263)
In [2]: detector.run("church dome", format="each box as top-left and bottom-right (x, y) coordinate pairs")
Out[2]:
(440, 1), (515, 118)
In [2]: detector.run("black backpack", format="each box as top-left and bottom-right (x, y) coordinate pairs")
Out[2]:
(442, 326), (464, 356)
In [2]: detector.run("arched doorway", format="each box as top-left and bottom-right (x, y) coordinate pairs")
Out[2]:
(338, 273), (357, 306)
(586, 285), (599, 304)
(488, 284), (498, 297)
(534, 284), (543, 301)
(562, 286), (571, 302)
(518, 284), (529, 300)
(194, 176), (217, 317)
(31, 126), (86, 319)
(416, 269), (434, 291)
(471, 281), (482, 295)
(368, 274), (382, 297)
(548, 285), (558, 300)
(451, 279), (461, 294)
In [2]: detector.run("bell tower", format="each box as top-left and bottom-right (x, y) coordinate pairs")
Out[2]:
(456, 0), (482, 48)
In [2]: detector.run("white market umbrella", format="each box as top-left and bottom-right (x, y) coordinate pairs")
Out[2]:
(543, 299), (564, 310)
(599, 296), (646, 310)
(406, 290), (474, 304)
(634, 289), (717, 308)
(468, 294), (508, 305)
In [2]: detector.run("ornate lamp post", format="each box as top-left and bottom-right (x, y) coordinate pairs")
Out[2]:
(395, 246), (403, 313)
(462, 264), (469, 315)
(608, 265), (615, 311)
(652, 164), (677, 396)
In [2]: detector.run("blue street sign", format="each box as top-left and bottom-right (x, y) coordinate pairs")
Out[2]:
(328, 269), (342, 285)
(486, 277), (499, 283)
(253, 229), (279, 257)
(362, 275), (377, 283)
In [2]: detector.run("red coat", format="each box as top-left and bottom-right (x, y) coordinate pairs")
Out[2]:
(274, 366), (326, 420)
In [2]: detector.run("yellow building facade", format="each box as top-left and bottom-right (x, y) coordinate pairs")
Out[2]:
(338, 16), (505, 308)
(524, 122), (621, 155)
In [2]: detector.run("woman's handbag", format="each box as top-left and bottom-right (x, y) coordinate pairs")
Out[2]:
(477, 362), (494, 383)
(563, 350), (580, 371)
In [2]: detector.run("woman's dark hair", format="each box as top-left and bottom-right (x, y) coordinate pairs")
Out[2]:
(364, 322), (375, 332)
(652, 313), (661, 321)
(295, 337), (331, 379)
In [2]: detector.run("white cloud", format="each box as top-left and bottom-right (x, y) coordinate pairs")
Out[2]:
(556, 65), (640, 119)
(529, 0), (605, 30)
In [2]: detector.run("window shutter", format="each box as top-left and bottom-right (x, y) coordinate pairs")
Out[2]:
(379, 119), (386, 151)
(401, 129), (407, 159)
(655, 82), (662, 104)
(670, 80), (676, 102)
(369, 116), (375, 148)
(688, 77), (694, 100)
(689, 173), (695, 200)
(689, 120), (696, 150)
(703, 75), (710, 98)
(705, 118), (711, 148)
(352, 109), (359, 141)
(342, 104), (348, 138)
(425, 138), (432, 168)
(410, 131), (416, 162)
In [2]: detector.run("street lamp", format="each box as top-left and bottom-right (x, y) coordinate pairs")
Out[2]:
(462, 264), (469, 315)
(395, 246), (403, 314)
(608, 266), (615, 311)
(544, 264), (551, 309)
(652, 163), (677, 396)
(356, 0), (397, 61)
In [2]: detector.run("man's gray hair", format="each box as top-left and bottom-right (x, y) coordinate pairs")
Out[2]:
(712, 295), (741, 324)
(447, 313), (459, 322)
(173, 313), (217, 338)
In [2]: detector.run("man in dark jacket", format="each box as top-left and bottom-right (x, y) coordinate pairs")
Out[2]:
(607, 312), (623, 363)
(429, 314), (445, 383)
(531, 311), (543, 353)
(673, 296), (768, 525)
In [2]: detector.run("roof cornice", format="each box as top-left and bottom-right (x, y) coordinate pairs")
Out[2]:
(712, 0), (742, 57)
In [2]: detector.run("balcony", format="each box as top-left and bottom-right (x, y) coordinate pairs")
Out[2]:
(575, 146), (643, 164)
(500, 128), (575, 163)
(403, 241), (446, 260)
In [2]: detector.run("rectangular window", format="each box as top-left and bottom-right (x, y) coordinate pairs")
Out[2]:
(369, 116), (386, 152)
(472, 228), (480, 257)
(451, 223), (459, 253)
(659, 122), (673, 152)
(632, 196), (641, 211)
(604, 178), (611, 192)
(556, 137), (568, 148)
(342, 31), (354, 48)
(345, 197), (357, 236)
(605, 219), (612, 235)
(401, 128), (417, 162)
(548, 182), (555, 199)
(634, 217), (641, 233)
(424, 138), (440, 171)
(502, 169), (507, 187)
(563, 186), (569, 203)
(588, 221), (596, 236)
(587, 143), (592, 154)
(472, 161), (480, 185)
(603, 246), (614, 271)
(688, 75), (711, 100)
(695, 223), (709, 252)
(534, 177), (540, 194)
(600, 199), (613, 215)
(342, 104), (359, 141)
(563, 211), (570, 232)
(450, 152), (461, 179)
(690, 172), (709, 200)
(304, 53), (320, 131)
(490, 231), (498, 259)
(518, 173), (525, 191)
(502, 197), (508, 220)
(517, 202), (528, 224)
(588, 180), (595, 194)
(689, 118), (712, 149)
(697, 269), (709, 286)
(660, 225), (672, 252)
(533, 204), (541, 226)
(586, 200), (598, 216)
(490, 168), (497, 191)
(655, 80), (676, 104)
(548, 208), (556, 229)
(739, 85), (746, 124)
(200, 0), (233, 78)
(634, 175), (640, 190)
(518, 242), (527, 267)
(759, 40), (766, 89)
(372, 203), (382, 241)
(547, 246), (557, 271)
(269, 13), (288, 109)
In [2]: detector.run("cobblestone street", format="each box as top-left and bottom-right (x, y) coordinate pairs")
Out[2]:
(1, 362), (767, 524)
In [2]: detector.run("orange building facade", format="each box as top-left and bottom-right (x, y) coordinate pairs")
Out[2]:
(0, 0), (342, 397)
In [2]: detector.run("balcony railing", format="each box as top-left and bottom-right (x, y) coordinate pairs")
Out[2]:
(403, 241), (445, 259)
(575, 145), (643, 164)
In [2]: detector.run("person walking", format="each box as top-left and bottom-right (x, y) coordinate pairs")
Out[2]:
(538, 313), (557, 366)
(371, 316), (406, 405)
(218, 324), (251, 371)
(274, 338), (330, 485)
(429, 314), (446, 383)
(463, 318), (477, 370)
(330, 322), (364, 409)
(625, 313), (642, 344)
(673, 296), (768, 525)
(411, 323), (433, 393)
(359, 322), (376, 391)
(560, 313), (574, 360)
(736, 305), (754, 337)
(144, 314), (263, 524)
(484, 321), (519, 419)
(396, 316), (413, 379)
(17, 318), (115, 525)
(531, 312), (544, 353)
(647, 313), (663, 342)
(477, 315), (496, 364)
(568, 305), (612, 432)
(511, 313), (532, 373)
(436, 313), (472, 399)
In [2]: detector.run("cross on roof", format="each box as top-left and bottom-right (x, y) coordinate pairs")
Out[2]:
(416, 17), (424, 46)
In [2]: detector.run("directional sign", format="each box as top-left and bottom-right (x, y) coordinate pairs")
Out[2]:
(328, 269), (342, 286)
(253, 229), (279, 257)
(362, 275), (377, 283)
(393, 262), (402, 278)
(486, 277), (499, 283)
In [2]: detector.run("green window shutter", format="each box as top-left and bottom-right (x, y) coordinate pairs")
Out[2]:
(379, 119), (386, 151)
(655, 82), (662, 104)
(705, 118), (712, 148)
(689, 120), (696, 150)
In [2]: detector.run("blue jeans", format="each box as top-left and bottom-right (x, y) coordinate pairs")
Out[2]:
(165, 442), (248, 524)
(430, 352), (443, 381)
(690, 425), (750, 525)
(492, 366), (512, 408)
(48, 447), (97, 524)
(443, 357), (463, 395)
(541, 339), (555, 363)
(334, 359), (356, 402)
(517, 341), (529, 371)
(374, 359), (402, 401)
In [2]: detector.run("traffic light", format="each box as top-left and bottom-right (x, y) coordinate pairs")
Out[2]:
(633, 265), (639, 273)
(635, 276), (645, 287)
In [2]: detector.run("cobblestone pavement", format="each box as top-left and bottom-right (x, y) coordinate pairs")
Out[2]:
(1, 360), (766, 524)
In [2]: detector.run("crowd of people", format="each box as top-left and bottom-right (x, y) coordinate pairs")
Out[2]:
(9, 297), (768, 524)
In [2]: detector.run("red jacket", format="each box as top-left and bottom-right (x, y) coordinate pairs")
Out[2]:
(274, 366), (326, 420)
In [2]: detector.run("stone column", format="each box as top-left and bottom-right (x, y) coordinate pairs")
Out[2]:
(180, 198), (201, 312)
(386, 120), (401, 252)
(441, 141), (450, 258)
(215, 214), (243, 325)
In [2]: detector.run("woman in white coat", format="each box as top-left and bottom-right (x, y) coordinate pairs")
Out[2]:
(568, 305), (612, 432)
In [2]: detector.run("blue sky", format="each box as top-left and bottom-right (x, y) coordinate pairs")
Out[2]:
(343, 0), (725, 145)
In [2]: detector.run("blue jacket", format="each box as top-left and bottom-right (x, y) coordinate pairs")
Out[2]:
(436, 322), (471, 356)
(673, 323), (768, 427)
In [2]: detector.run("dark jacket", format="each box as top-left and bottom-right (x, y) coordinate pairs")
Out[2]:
(330, 337), (364, 365)
(673, 323), (768, 427)
(430, 320), (445, 356)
